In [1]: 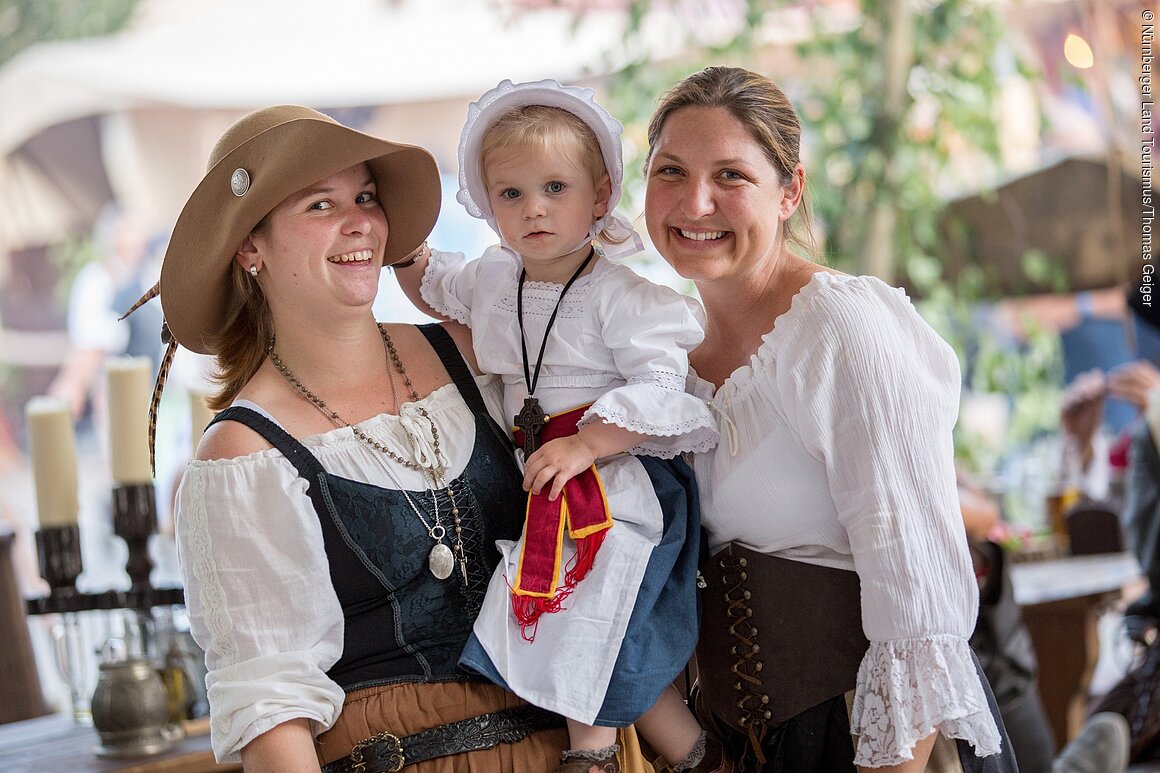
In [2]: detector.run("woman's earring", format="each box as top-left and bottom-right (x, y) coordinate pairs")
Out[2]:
(249, 264), (259, 277)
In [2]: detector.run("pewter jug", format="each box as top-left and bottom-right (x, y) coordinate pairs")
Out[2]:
(90, 656), (172, 757)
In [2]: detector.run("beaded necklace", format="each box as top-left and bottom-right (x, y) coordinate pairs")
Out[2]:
(269, 324), (467, 584)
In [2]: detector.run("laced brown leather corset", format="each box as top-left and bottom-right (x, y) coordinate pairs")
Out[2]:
(696, 543), (869, 747)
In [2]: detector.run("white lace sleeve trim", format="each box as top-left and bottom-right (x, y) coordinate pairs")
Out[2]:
(183, 471), (246, 754)
(184, 470), (239, 667)
(420, 249), (471, 326)
(578, 382), (719, 459)
(850, 634), (1002, 768)
(627, 370), (686, 392)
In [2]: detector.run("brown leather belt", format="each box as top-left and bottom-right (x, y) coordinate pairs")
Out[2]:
(321, 704), (564, 772)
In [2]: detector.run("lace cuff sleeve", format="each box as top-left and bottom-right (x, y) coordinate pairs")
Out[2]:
(579, 377), (718, 458)
(850, 634), (1002, 768)
(419, 249), (474, 325)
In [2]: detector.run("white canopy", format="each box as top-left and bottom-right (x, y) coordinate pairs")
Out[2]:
(0, 0), (660, 251)
(0, 0), (642, 154)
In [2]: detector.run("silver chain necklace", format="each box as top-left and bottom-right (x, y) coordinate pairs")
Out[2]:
(269, 324), (467, 584)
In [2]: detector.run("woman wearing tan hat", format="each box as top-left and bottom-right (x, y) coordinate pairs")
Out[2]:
(145, 106), (580, 771)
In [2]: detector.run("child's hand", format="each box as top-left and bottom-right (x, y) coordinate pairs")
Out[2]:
(523, 436), (597, 501)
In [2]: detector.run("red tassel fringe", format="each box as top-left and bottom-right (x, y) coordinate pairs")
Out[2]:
(564, 530), (606, 588)
(512, 589), (572, 642)
(510, 530), (608, 642)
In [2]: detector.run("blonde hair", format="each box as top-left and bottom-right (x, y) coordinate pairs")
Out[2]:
(646, 66), (815, 255)
(203, 257), (273, 410)
(480, 105), (626, 247)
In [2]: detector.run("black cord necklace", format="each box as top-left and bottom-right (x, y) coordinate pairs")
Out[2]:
(514, 247), (595, 456)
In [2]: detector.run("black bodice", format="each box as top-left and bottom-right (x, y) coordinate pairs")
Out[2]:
(210, 325), (524, 691)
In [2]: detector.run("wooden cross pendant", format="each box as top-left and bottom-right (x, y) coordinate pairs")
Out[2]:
(515, 397), (549, 456)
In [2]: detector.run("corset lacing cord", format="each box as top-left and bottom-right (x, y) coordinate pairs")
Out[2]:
(718, 554), (770, 764)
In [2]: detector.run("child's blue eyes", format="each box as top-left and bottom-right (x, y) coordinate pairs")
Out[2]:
(499, 182), (566, 199)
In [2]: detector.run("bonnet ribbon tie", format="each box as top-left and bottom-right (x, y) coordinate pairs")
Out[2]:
(591, 212), (644, 262)
(510, 403), (612, 641)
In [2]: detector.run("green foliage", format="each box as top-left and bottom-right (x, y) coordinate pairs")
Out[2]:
(1021, 248), (1070, 294)
(795, 0), (1006, 279)
(607, 1), (1011, 281)
(916, 261), (1065, 476)
(0, 0), (139, 67)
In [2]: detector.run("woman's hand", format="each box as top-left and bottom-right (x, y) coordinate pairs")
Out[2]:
(1060, 368), (1107, 460)
(1108, 360), (1160, 409)
(523, 436), (597, 501)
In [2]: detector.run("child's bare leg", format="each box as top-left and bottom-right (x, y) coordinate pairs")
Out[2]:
(565, 719), (618, 750)
(634, 684), (703, 765)
(560, 719), (619, 769)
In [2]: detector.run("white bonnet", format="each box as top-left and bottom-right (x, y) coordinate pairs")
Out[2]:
(456, 78), (642, 261)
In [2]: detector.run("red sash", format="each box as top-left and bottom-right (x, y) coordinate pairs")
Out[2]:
(511, 405), (613, 640)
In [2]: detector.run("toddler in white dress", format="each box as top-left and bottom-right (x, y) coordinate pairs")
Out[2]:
(395, 79), (727, 772)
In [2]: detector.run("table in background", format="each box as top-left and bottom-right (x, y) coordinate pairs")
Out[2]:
(1010, 551), (1143, 751)
(0, 714), (241, 772)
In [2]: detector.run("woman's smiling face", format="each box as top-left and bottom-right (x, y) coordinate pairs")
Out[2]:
(645, 105), (801, 285)
(239, 162), (388, 315)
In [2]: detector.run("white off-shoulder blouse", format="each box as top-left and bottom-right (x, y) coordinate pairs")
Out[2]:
(420, 246), (717, 457)
(689, 272), (1002, 768)
(175, 381), (500, 762)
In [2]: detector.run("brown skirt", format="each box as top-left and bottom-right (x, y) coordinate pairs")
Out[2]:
(314, 681), (653, 772)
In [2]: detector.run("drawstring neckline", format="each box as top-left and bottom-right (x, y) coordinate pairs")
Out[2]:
(707, 400), (738, 457)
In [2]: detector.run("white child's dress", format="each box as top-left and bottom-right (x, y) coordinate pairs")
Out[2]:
(420, 245), (717, 725)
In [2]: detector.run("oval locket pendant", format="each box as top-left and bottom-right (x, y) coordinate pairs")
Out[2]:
(428, 542), (455, 580)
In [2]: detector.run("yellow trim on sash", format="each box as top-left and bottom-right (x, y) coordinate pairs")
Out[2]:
(568, 464), (612, 539)
(513, 489), (568, 599)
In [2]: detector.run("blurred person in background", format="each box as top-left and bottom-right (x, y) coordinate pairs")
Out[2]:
(48, 203), (163, 423)
(1059, 281), (1160, 594)
(962, 478), (1129, 773)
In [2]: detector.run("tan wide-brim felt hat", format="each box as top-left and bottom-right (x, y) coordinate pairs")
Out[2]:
(159, 105), (441, 354)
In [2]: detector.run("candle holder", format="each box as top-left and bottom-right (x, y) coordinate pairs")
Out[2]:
(27, 486), (184, 616)
(35, 524), (83, 593)
(112, 484), (157, 590)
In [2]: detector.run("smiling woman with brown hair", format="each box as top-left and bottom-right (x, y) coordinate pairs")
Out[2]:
(139, 105), (575, 772)
(643, 66), (1016, 773)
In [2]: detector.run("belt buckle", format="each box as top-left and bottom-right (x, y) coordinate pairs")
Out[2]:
(350, 730), (404, 773)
